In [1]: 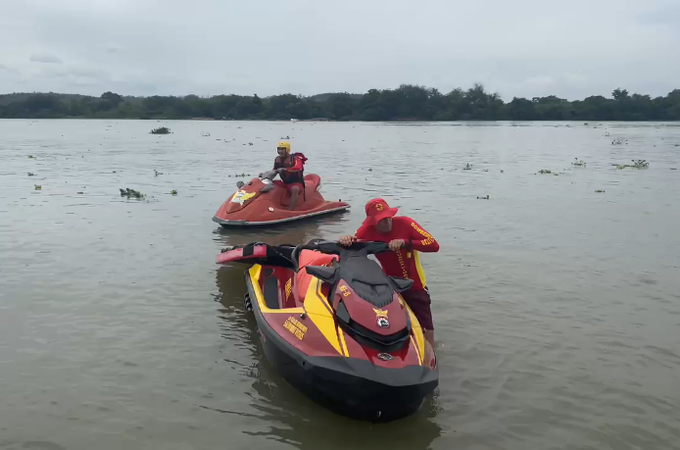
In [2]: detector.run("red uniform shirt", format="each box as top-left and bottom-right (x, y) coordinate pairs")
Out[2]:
(354, 216), (439, 291)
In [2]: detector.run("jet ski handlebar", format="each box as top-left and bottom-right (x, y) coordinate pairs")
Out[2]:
(257, 169), (278, 180)
(300, 239), (390, 256)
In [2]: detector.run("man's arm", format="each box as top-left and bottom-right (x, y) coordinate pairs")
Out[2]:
(355, 226), (369, 239)
(406, 219), (440, 252)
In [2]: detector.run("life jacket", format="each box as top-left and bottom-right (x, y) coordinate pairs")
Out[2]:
(276, 153), (307, 185)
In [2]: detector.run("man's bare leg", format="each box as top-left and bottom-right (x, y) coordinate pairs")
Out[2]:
(424, 330), (435, 349)
(289, 186), (300, 210)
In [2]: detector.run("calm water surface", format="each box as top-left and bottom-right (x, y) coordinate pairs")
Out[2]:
(1, 119), (680, 450)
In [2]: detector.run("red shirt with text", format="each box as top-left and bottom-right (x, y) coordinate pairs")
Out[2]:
(354, 216), (439, 291)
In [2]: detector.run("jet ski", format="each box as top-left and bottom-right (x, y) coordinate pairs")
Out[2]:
(215, 239), (438, 422)
(212, 170), (350, 227)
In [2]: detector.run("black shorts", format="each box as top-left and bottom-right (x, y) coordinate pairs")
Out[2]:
(402, 288), (433, 330)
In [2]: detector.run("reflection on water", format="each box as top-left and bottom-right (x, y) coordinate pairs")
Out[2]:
(212, 218), (330, 248)
(214, 262), (443, 449)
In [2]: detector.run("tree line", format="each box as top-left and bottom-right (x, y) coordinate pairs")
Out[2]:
(1, 84), (679, 121)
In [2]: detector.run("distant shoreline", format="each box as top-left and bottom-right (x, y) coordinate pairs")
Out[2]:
(2, 84), (679, 121)
(2, 117), (680, 123)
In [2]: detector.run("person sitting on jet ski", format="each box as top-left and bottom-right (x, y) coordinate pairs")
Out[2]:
(273, 141), (307, 210)
(338, 198), (440, 348)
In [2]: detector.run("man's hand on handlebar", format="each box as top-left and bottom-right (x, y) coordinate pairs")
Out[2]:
(338, 235), (356, 247)
(388, 239), (406, 251)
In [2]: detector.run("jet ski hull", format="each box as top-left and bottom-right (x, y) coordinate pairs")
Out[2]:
(213, 204), (349, 227)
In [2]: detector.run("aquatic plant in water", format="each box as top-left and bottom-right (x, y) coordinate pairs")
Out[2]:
(119, 188), (146, 199)
(571, 158), (586, 167)
(615, 160), (649, 170)
(150, 127), (171, 135)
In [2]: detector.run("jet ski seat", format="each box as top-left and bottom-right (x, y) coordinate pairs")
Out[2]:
(295, 249), (338, 300)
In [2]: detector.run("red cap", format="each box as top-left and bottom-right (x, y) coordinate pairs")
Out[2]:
(363, 198), (398, 226)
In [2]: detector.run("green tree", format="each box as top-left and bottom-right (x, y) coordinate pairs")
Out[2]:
(1, 84), (680, 121)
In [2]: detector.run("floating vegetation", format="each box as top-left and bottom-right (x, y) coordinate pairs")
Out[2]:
(201, 131), (211, 137)
(27, 172), (35, 177)
(463, 163), (472, 171)
(154, 169), (163, 177)
(595, 190), (605, 193)
(34, 184), (42, 190)
(28, 155), (36, 159)
(615, 160), (650, 170)
(537, 169), (552, 174)
(248, 142), (254, 146)
(171, 189), (178, 196)
(571, 158), (586, 167)
(500, 169), (504, 173)
(611, 138), (628, 145)
(631, 159), (649, 168)
(119, 188), (146, 199)
(229, 173), (251, 178)
(476, 195), (490, 200)
(150, 127), (171, 135)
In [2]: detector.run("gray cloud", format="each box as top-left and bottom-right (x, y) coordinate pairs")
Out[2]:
(29, 53), (63, 64)
(1, 0), (679, 99)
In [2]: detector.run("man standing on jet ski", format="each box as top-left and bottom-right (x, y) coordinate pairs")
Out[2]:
(339, 198), (440, 348)
(273, 141), (307, 210)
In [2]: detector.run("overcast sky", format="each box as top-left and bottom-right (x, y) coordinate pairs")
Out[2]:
(1, 0), (679, 100)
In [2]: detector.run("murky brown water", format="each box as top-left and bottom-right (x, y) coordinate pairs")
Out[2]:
(1, 119), (680, 450)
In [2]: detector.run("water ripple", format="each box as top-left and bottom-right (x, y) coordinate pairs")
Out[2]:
(1, 119), (680, 450)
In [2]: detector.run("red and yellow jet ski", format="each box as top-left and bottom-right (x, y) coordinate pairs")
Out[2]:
(212, 170), (350, 227)
(215, 239), (438, 422)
